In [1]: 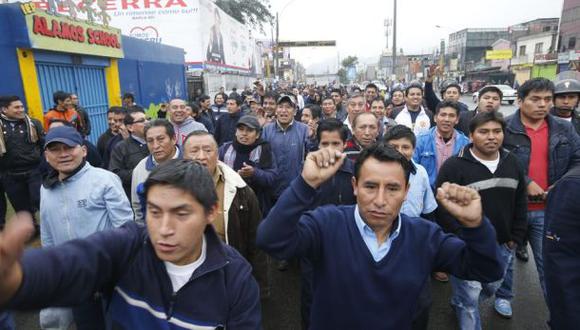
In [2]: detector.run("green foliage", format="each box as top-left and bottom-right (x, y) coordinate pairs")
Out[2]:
(341, 56), (358, 69)
(215, 0), (274, 32)
(338, 68), (347, 84)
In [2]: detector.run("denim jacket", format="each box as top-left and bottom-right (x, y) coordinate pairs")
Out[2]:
(413, 127), (470, 187)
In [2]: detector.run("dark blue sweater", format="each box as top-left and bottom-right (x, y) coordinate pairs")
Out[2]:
(256, 176), (503, 329)
(8, 222), (261, 329)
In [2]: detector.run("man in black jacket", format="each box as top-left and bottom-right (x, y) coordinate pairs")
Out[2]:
(456, 85), (503, 136)
(0, 96), (44, 229)
(424, 65), (469, 113)
(436, 111), (527, 324)
(109, 110), (150, 198)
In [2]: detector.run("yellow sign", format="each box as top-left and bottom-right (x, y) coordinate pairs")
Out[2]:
(485, 49), (513, 60)
(23, 7), (124, 58)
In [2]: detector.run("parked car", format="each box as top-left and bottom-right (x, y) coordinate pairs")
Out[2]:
(472, 84), (517, 105)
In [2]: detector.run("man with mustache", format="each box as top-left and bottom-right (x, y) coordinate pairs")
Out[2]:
(257, 142), (503, 329)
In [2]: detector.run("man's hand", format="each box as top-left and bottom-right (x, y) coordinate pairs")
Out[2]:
(0, 212), (34, 304)
(436, 183), (483, 228)
(118, 124), (130, 140)
(527, 180), (546, 202)
(425, 65), (442, 83)
(302, 149), (345, 189)
(238, 162), (255, 178)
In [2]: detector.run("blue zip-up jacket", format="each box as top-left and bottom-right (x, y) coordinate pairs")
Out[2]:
(413, 127), (470, 187)
(503, 110), (580, 186)
(262, 120), (310, 198)
(256, 176), (503, 329)
(40, 162), (133, 247)
(8, 222), (261, 329)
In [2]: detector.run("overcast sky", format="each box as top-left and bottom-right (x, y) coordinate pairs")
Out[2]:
(261, 0), (563, 73)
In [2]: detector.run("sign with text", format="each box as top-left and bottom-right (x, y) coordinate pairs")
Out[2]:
(485, 49), (512, 60)
(277, 40), (336, 48)
(9, 0), (259, 72)
(21, 3), (123, 58)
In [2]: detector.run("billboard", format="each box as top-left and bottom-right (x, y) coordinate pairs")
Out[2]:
(10, 0), (258, 73)
(485, 49), (513, 60)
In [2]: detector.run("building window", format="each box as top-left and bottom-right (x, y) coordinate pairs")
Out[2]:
(534, 42), (543, 54)
(569, 37), (577, 50)
(543, 26), (551, 32)
(519, 45), (526, 56)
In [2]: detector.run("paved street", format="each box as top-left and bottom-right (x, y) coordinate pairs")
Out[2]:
(13, 245), (549, 329)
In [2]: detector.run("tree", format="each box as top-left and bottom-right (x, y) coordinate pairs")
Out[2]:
(338, 56), (358, 84)
(341, 56), (358, 69)
(215, 0), (274, 32)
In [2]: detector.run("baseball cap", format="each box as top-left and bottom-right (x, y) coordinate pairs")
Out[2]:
(277, 94), (296, 107)
(44, 126), (83, 149)
(236, 115), (261, 131)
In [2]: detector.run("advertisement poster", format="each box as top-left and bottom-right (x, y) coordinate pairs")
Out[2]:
(9, 0), (258, 72)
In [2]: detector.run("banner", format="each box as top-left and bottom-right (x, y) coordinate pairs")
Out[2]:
(485, 49), (513, 60)
(20, 3), (123, 58)
(9, 0), (257, 72)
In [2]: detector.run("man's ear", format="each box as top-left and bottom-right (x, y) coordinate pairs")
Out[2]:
(206, 203), (219, 224)
(351, 176), (358, 197)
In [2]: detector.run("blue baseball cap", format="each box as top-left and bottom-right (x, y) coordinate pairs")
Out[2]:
(44, 126), (83, 149)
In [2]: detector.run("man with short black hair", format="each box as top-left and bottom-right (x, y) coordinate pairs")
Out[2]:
(0, 159), (261, 329)
(197, 95), (216, 133)
(109, 110), (150, 198)
(330, 88), (347, 120)
(503, 77), (580, 299)
(70, 94), (91, 138)
(44, 91), (82, 133)
(131, 119), (181, 223)
(122, 92), (136, 108)
(457, 86), (503, 135)
(257, 142), (504, 329)
(424, 65), (469, 113)
(343, 93), (366, 134)
(97, 107), (127, 159)
(392, 83), (434, 136)
(215, 98), (243, 146)
(0, 96), (44, 232)
(437, 111), (527, 323)
(413, 100), (469, 188)
(364, 83), (379, 111)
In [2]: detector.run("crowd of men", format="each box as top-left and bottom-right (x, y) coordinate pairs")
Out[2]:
(0, 73), (579, 330)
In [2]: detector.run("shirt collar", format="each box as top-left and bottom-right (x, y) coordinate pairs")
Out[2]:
(435, 129), (456, 143)
(131, 135), (146, 145)
(212, 165), (224, 186)
(354, 205), (401, 242)
(276, 120), (294, 131)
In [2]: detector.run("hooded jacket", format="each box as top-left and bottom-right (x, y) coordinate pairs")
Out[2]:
(40, 162), (133, 247)
(8, 222), (261, 329)
(172, 117), (207, 147)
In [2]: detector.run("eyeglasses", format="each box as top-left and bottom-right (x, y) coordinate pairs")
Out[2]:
(132, 119), (147, 124)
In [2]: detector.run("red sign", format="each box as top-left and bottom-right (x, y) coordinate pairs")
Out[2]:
(32, 15), (120, 49)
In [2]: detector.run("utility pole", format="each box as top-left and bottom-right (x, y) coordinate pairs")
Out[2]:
(274, 12), (279, 79)
(392, 0), (397, 79)
(384, 19), (391, 50)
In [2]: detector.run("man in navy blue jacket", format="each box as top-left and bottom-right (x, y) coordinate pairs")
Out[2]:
(257, 142), (503, 329)
(0, 159), (261, 329)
